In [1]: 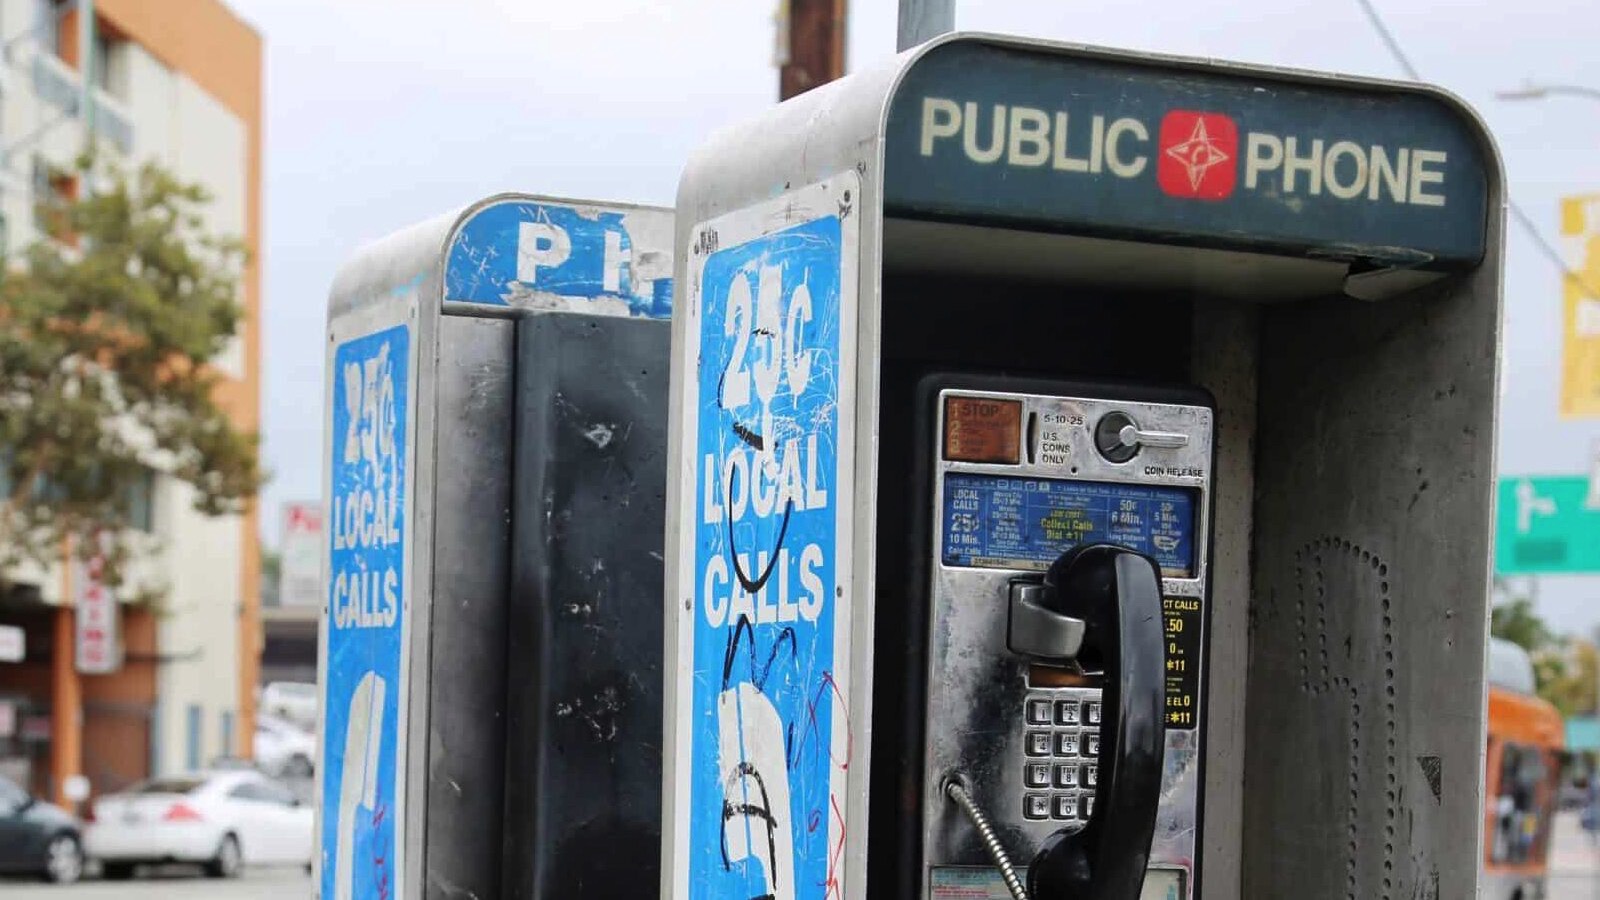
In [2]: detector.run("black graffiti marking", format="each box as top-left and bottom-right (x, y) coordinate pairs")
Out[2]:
(722, 616), (798, 692)
(731, 420), (764, 451)
(725, 498), (794, 594)
(720, 761), (782, 899)
(714, 327), (763, 452)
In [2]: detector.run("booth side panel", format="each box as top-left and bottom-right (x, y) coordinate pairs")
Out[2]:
(504, 313), (669, 898)
(422, 315), (514, 899)
(1246, 283), (1499, 898)
(317, 260), (437, 900)
(1190, 301), (1260, 898)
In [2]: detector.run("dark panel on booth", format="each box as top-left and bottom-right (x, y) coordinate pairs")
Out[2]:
(503, 312), (669, 898)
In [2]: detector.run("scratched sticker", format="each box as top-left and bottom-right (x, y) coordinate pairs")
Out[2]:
(678, 175), (858, 900)
(320, 319), (412, 900)
(443, 198), (673, 316)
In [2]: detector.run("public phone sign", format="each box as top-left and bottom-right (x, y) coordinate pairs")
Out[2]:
(672, 176), (858, 900)
(887, 42), (1489, 268)
(319, 318), (412, 900)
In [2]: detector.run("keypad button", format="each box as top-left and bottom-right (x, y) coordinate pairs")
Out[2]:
(1024, 794), (1050, 820)
(1026, 732), (1052, 757)
(1056, 732), (1080, 756)
(1085, 702), (1102, 725)
(1080, 793), (1095, 819)
(1026, 698), (1053, 725)
(1084, 764), (1098, 788)
(1054, 763), (1078, 788)
(1053, 794), (1077, 820)
(1024, 763), (1051, 788)
(1085, 733), (1101, 757)
(1054, 700), (1081, 725)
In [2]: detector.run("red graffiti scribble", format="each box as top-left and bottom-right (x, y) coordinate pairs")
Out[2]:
(372, 802), (387, 827)
(824, 794), (847, 900)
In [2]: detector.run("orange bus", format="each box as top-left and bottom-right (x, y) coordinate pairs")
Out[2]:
(1483, 638), (1566, 900)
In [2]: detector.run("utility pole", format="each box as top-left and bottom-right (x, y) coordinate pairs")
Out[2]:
(776, 0), (846, 101)
(897, 0), (953, 51)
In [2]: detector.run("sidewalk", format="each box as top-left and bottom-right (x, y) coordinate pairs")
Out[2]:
(1549, 811), (1600, 900)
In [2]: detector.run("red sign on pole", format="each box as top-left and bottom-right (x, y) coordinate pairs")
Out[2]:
(75, 537), (120, 674)
(280, 501), (324, 608)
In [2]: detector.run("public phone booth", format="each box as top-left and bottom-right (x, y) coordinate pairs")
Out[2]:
(661, 33), (1503, 899)
(317, 194), (674, 900)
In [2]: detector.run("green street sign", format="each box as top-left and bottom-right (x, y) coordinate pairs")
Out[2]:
(1496, 476), (1600, 574)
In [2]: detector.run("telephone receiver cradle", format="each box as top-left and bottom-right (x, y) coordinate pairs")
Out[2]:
(1006, 543), (1167, 900)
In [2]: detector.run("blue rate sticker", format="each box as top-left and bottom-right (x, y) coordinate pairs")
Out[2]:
(321, 324), (409, 900)
(689, 214), (844, 899)
(943, 473), (1197, 576)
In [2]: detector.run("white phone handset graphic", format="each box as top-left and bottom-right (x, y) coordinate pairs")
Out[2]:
(335, 671), (386, 900)
(716, 683), (795, 900)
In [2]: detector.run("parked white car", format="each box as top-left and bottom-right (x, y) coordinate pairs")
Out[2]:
(254, 714), (316, 779)
(260, 681), (318, 731)
(84, 770), (312, 879)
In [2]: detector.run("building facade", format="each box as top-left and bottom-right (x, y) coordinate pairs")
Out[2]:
(0, 0), (261, 805)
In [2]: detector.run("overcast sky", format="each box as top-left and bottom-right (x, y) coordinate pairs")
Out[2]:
(226, 0), (1599, 630)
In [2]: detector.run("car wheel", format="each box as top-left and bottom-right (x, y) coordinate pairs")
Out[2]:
(41, 833), (83, 884)
(285, 754), (314, 779)
(102, 861), (137, 880)
(204, 834), (243, 879)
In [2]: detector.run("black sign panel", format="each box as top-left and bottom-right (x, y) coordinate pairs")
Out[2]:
(885, 41), (1490, 268)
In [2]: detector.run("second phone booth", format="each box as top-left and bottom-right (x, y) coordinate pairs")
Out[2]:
(660, 33), (1505, 900)
(317, 194), (674, 900)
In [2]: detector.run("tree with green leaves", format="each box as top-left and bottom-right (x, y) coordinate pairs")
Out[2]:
(0, 155), (263, 596)
(1492, 594), (1557, 657)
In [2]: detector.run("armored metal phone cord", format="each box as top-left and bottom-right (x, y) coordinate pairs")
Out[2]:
(944, 779), (1030, 900)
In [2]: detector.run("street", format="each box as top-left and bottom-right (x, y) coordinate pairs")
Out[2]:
(0, 867), (309, 899)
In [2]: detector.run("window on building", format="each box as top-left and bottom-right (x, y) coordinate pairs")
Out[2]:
(123, 468), (154, 532)
(31, 158), (76, 246)
(184, 704), (201, 772)
(219, 710), (234, 758)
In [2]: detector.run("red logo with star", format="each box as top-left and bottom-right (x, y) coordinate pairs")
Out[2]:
(1157, 110), (1239, 200)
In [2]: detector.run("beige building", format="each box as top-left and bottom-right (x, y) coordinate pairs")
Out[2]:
(0, 0), (261, 804)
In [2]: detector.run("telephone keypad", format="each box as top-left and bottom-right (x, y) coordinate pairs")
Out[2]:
(1022, 691), (1101, 825)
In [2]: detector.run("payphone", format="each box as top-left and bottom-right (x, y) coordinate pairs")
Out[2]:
(663, 32), (1504, 900)
(914, 379), (1211, 899)
(319, 194), (672, 900)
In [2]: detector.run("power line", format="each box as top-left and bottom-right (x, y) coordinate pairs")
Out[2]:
(1354, 0), (1600, 299)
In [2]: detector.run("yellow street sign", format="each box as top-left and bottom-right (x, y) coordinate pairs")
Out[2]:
(1560, 194), (1600, 417)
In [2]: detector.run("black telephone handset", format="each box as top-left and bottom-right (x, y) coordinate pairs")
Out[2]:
(1024, 544), (1167, 900)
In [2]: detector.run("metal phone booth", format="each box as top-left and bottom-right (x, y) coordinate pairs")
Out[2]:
(318, 194), (673, 900)
(660, 34), (1503, 900)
